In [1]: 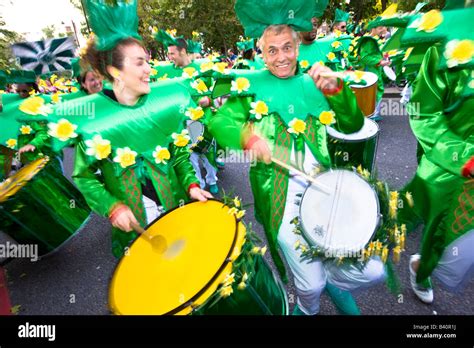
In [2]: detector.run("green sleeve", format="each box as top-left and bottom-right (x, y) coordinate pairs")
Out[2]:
(28, 121), (51, 150)
(72, 141), (121, 217)
(359, 39), (383, 68)
(171, 144), (200, 190)
(326, 82), (365, 134)
(208, 96), (252, 150)
(409, 46), (474, 176)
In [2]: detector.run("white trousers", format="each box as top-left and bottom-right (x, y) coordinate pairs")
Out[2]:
(190, 152), (218, 188)
(277, 145), (386, 315)
(432, 230), (474, 290)
(142, 195), (162, 225)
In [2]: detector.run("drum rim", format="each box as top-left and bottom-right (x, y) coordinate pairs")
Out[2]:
(298, 169), (381, 254)
(326, 118), (380, 142)
(108, 199), (241, 315)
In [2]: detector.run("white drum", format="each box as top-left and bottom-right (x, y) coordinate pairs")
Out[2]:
(383, 66), (396, 81)
(299, 169), (380, 256)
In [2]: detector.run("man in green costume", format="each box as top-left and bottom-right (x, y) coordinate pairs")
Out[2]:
(233, 38), (266, 70)
(397, 2), (474, 304)
(208, 0), (386, 315)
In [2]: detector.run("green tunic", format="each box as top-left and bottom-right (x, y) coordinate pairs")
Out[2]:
(356, 35), (385, 101)
(208, 68), (364, 280)
(70, 79), (200, 257)
(405, 46), (474, 282)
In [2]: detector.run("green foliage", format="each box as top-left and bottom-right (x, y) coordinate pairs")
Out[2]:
(137, 0), (243, 59)
(0, 16), (22, 71)
(42, 25), (56, 39)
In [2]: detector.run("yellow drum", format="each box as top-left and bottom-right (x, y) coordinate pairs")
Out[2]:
(350, 71), (378, 117)
(109, 200), (288, 315)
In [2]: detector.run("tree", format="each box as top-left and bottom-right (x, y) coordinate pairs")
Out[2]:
(42, 25), (56, 39)
(0, 15), (23, 70)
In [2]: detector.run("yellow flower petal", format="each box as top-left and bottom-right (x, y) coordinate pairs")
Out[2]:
(113, 147), (137, 168)
(6, 138), (17, 149)
(319, 110), (336, 125)
(172, 130), (191, 147)
(153, 146), (171, 164)
(19, 125), (32, 135)
(287, 118), (307, 135)
(231, 77), (250, 94)
(185, 106), (205, 121)
(444, 39), (474, 68)
(416, 10), (443, 33)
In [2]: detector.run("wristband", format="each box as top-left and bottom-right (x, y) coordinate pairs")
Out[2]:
(244, 135), (261, 150)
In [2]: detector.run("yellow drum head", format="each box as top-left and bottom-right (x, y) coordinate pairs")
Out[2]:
(109, 200), (245, 315)
(0, 156), (49, 203)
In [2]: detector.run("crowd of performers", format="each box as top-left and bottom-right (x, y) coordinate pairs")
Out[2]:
(0, 0), (472, 315)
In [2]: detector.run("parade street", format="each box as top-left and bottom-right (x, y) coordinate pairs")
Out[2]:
(1, 90), (472, 316)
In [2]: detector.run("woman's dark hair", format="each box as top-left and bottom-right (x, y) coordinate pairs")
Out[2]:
(84, 37), (147, 82)
(242, 49), (254, 60)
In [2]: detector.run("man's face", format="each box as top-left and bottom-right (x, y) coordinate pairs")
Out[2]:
(301, 17), (319, 43)
(262, 28), (299, 79)
(334, 21), (347, 33)
(167, 46), (187, 67)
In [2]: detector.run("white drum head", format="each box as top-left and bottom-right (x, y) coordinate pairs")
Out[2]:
(350, 71), (378, 88)
(187, 121), (204, 144)
(299, 170), (379, 255)
(383, 66), (396, 81)
(326, 117), (379, 142)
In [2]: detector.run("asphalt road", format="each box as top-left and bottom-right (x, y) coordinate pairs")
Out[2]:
(1, 94), (473, 315)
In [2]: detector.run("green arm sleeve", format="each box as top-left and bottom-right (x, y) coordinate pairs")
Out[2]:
(409, 46), (474, 177)
(359, 38), (383, 68)
(326, 82), (365, 134)
(28, 121), (51, 150)
(171, 144), (200, 190)
(208, 96), (252, 150)
(72, 142), (121, 217)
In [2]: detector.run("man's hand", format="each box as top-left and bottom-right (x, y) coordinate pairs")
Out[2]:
(189, 187), (213, 202)
(18, 144), (36, 154)
(246, 135), (272, 164)
(198, 97), (211, 108)
(308, 63), (339, 92)
(109, 204), (139, 232)
(379, 59), (391, 67)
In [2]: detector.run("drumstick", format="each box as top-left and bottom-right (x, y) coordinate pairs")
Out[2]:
(271, 157), (331, 194)
(319, 71), (346, 79)
(130, 221), (146, 235)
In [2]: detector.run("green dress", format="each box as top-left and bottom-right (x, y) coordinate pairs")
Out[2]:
(208, 68), (364, 280)
(405, 46), (474, 282)
(69, 79), (201, 258)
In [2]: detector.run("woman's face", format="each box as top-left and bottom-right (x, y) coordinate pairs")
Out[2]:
(116, 44), (151, 96)
(82, 71), (103, 94)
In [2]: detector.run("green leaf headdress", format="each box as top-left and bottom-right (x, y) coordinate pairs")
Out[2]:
(234, 0), (316, 38)
(335, 8), (350, 23)
(236, 38), (255, 52)
(154, 29), (184, 48)
(84, 0), (142, 51)
(6, 70), (37, 84)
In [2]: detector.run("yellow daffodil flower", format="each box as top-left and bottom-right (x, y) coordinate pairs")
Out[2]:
(392, 246), (401, 263)
(260, 246), (267, 256)
(51, 93), (61, 104)
(235, 210), (246, 219)
(319, 110), (336, 125)
(199, 60), (214, 73)
(381, 246), (389, 263)
(152, 145), (171, 165)
(444, 39), (474, 68)
(251, 246), (261, 254)
(182, 67), (198, 79)
(413, 10), (443, 33)
(185, 106), (204, 121)
(242, 273), (248, 282)
(249, 100), (269, 120)
(300, 60), (310, 69)
(19, 96), (52, 116)
(237, 282), (246, 290)
(222, 273), (235, 287)
(150, 68), (158, 76)
(213, 62), (229, 75)
(233, 196), (241, 208)
(158, 74), (169, 81)
(172, 130), (191, 147)
(219, 285), (233, 298)
(287, 118), (307, 135)
(231, 77), (250, 94)
(331, 41), (342, 49)
(47, 119), (78, 142)
(19, 125), (32, 135)
(405, 192), (414, 207)
(190, 79), (209, 94)
(113, 147), (137, 168)
(6, 139), (17, 149)
(85, 135), (112, 160)
(326, 52), (336, 61)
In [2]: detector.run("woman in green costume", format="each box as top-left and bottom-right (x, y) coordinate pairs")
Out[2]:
(69, 0), (211, 258)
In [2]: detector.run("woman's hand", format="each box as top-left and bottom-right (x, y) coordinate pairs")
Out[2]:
(18, 144), (36, 154)
(109, 204), (139, 232)
(189, 187), (213, 202)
